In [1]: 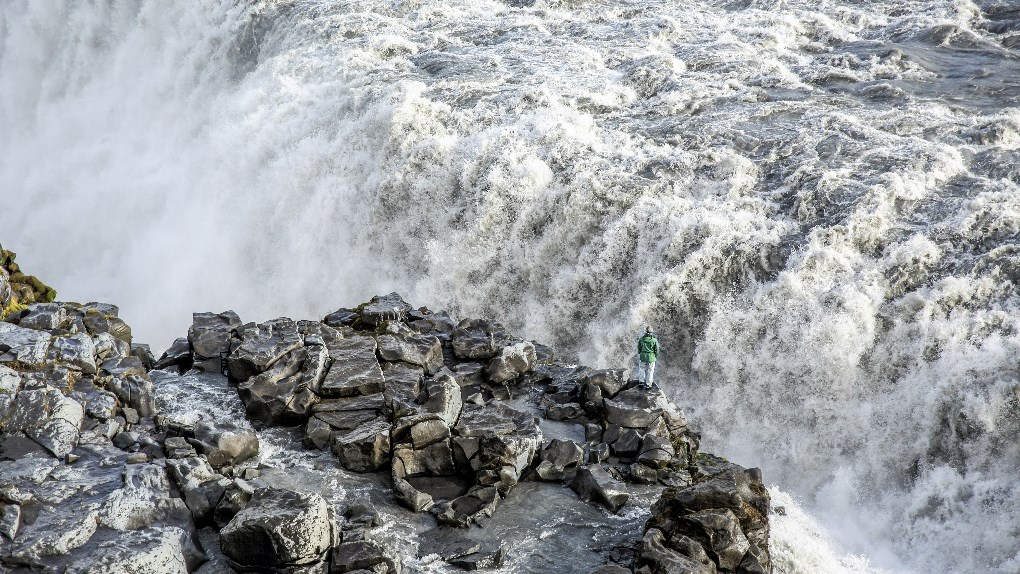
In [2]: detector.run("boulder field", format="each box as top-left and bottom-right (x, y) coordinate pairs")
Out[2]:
(0, 247), (773, 573)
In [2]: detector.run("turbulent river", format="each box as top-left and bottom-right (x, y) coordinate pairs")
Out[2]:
(2, 0), (1019, 572)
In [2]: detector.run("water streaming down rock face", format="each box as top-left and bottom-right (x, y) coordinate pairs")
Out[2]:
(2, 0), (1020, 572)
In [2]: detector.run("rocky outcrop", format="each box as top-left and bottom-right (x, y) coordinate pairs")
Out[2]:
(2, 247), (770, 574)
(635, 460), (772, 574)
(0, 245), (57, 321)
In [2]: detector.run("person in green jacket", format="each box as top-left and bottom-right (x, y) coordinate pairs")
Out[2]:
(637, 325), (659, 389)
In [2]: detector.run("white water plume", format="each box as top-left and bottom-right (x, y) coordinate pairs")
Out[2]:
(3, 0), (1020, 571)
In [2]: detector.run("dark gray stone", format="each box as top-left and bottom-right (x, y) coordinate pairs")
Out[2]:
(485, 342), (536, 383)
(359, 292), (413, 328)
(377, 322), (443, 374)
(220, 489), (335, 570)
(320, 336), (385, 398)
(604, 388), (663, 428)
(188, 311), (242, 361)
(332, 539), (400, 573)
(451, 319), (506, 360)
(227, 318), (303, 382)
(331, 418), (392, 472)
(571, 465), (629, 513)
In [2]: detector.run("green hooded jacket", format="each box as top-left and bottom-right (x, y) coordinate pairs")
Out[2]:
(638, 333), (659, 363)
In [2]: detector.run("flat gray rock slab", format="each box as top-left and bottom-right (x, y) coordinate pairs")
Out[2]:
(320, 336), (384, 397)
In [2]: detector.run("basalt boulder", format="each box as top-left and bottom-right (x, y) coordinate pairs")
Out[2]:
(220, 488), (336, 571)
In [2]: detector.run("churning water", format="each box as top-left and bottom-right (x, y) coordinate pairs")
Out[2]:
(2, 0), (1019, 572)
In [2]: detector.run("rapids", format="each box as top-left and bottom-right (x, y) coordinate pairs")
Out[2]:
(2, 0), (1019, 571)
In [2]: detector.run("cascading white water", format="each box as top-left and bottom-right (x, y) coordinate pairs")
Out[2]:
(3, 0), (1019, 571)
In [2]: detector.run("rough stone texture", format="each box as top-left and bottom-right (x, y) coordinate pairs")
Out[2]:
(49, 333), (97, 374)
(331, 418), (392, 472)
(604, 388), (664, 428)
(485, 341), (537, 383)
(643, 467), (771, 574)
(227, 318), (304, 382)
(571, 465), (630, 513)
(220, 489), (336, 570)
(332, 539), (400, 573)
(585, 369), (626, 399)
(358, 292), (413, 328)
(636, 528), (717, 574)
(377, 322), (443, 374)
(65, 526), (203, 574)
(189, 310), (242, 362)
(0, 321), (52, 367)
(535, 439), (585, 482)
(192, 419), (259, 469)
(423, 374), (463, 427)
(238, 348), (319, 425)
(153, 337), (193, 372)
(106, 374), (157, 417)
(381, 361), (423, 417)
(451, 319), (506, 360)
(320, 336), (385, 397)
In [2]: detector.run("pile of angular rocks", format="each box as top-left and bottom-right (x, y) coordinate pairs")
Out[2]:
(2, 277), (773, 573)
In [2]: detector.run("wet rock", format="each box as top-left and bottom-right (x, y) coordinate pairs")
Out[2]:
(238, 348), (318, 425)
(585, 369), (626, 399)
(393, 474), (434, 512)
(97, 463), (189, 531)
(638, 435), (676, 469)
(0, 321), (52, 367)
(106, 374), (157, 417)
(1, 503), (21, 540)
(630, 463), (659, 484)
(485, 341), (536, 383)
(81, 307), (133, 344)
(323, 308), (359, 329)
(635, 528), (716, 574)
(571, 465), (629, 513)
(449, 540), (506, 570)
(381, 361), (423, 417)
(609, 428), (643, 458)
(417, 528), (481, 561)
(535, 439), (585, 481)
(189, 310), (242, 370)
(358, 292), (413, 328)
(24, 388), (85, 458)
(451, 319), (506, 360)
(164, 436), (197, 459)
(220, 488), (336, 570)
(645, 467), (771, 574)
(393, 441), (457, 477)
(84, 390), (118, 420)
(130, 343), (156, 370)
(192, 419), (259, 469)
(49, 333), (97, 374)
(423, 374), (463, 427)
(227, 318), (303, 382)
(166, 457), (224, 523)
(65, 525), (204, 574)
(332, 539), (400, 573)
(377, 322), (443, 374)
(589, 566), (634, 574)
(320, 336), (385, 397)
(343, 500), (381, 529)
(331, 418), (392, 472)
(546, 402), (585, 422)
(154, 337), (193, 372)
(213, 479), (255, 529)
(604, 388), (663, 429)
